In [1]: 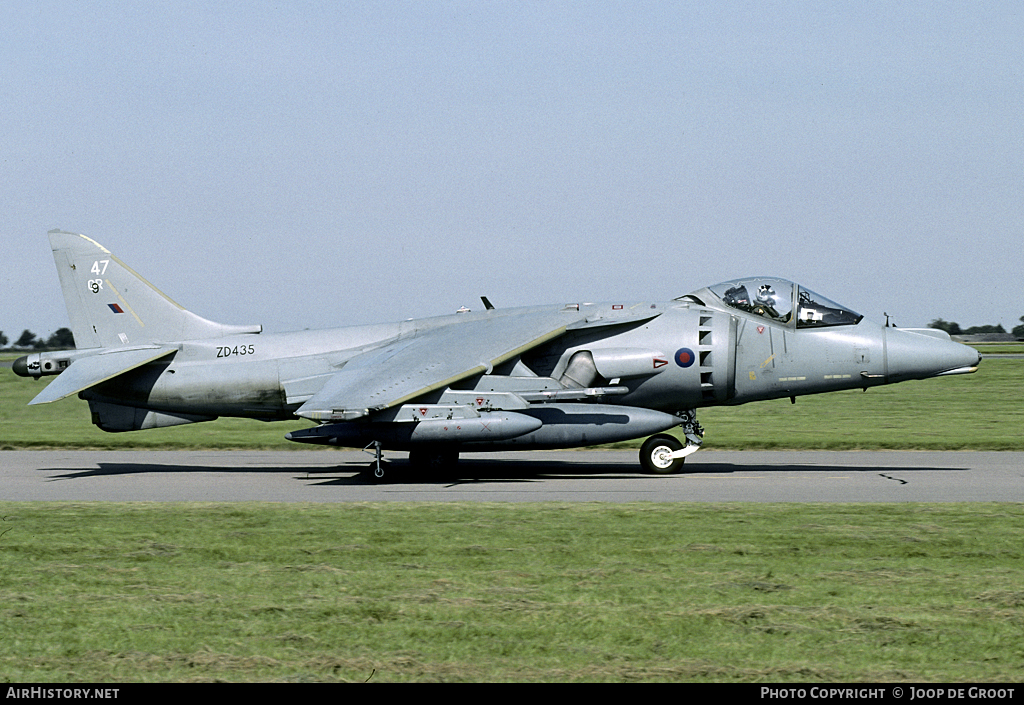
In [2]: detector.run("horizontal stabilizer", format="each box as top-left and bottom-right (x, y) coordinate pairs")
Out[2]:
(28, 347), (177, 405)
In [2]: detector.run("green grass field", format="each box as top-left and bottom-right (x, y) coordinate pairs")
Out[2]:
(2, 351), (1022, 682)
(3, 352), (1022, 450)
(971, 342), (1024, 355)
(1, 502), (1022, 682)
(693, 357), (1024, 451)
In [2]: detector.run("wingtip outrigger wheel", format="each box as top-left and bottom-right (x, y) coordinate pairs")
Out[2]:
(362, 440), (389, 483)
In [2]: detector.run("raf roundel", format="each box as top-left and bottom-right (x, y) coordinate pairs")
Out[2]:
(675, 347), (696, 368)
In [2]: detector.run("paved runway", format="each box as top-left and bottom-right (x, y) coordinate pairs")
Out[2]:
(2, 449), (1022, 502)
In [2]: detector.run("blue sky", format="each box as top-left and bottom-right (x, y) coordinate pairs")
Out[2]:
(3, 1), (1021, 340)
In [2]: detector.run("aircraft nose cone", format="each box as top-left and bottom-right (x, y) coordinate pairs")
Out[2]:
(886, 329), (981, 381)
(12, 356), (30, 377)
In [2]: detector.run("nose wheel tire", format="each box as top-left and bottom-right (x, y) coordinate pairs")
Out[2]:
(640, 434), (686, 474)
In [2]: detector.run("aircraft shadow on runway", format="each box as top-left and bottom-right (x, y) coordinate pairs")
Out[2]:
(44, 458), (968, 486)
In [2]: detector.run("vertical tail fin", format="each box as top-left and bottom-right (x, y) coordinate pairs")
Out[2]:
(48, 230), (261, 349)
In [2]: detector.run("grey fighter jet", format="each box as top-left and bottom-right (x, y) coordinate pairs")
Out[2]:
(15, 231), (981, 479)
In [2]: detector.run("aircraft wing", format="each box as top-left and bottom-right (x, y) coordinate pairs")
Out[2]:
(295, 309), (588, 421)
(28, 346), (178, 405)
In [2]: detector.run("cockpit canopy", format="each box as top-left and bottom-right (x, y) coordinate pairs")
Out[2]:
(690, 278), (863, 328)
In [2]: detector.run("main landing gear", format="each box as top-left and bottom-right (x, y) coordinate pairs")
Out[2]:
(360, 443), (461, 483)
(639, 410), (704, 475)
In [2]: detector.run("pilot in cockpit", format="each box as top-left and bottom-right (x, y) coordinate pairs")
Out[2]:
(708, 279), (857, 328)
(750, 284), (781, 320)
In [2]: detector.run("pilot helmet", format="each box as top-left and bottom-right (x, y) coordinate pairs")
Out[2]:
(756, 284), (776, 304)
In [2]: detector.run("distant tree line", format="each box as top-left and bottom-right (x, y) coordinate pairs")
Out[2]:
(930, 317), (1024, 339)
(0, 328), (76, 350)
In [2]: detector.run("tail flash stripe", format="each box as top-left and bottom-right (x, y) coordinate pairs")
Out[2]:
(105, 280), (145, 326)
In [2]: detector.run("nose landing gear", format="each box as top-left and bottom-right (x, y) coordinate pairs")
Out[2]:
(639, 410), (703, 474)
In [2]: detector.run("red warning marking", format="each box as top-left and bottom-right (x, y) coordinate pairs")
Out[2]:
(419, 408), (428, 416)
(653, 358), (668, 369)
(757, 326), (765, 334)
(613, 304), (623, 310)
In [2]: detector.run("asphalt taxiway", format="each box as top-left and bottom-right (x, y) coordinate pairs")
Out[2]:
(2, 449), (1022, 502)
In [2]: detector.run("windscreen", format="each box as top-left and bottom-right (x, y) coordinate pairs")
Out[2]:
(795, 287), (863, 328)
(707, 278), (862, 328)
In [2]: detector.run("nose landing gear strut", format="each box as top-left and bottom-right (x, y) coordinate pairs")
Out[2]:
(639, 409), (703, 474)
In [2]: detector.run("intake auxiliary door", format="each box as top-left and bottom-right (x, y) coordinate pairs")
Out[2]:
(696, 308), (738, 404)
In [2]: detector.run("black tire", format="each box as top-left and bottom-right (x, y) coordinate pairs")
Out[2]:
(639, 434), (686, 474)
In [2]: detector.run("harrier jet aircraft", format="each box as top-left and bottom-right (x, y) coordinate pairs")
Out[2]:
(15, 230), (981, 480)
